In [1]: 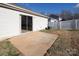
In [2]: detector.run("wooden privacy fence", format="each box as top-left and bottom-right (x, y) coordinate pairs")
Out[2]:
(48, 19), (79, 30)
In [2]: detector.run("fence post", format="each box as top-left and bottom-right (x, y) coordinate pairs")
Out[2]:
(59, 21), (61, 30)
(75, 20), (77, 29)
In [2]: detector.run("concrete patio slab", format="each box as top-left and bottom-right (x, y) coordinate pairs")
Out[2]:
(9, 32), (58, 56)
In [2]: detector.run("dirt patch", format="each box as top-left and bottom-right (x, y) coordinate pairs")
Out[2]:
(41, 30), (79, 56)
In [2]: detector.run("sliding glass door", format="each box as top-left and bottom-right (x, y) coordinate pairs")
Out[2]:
(21, 15), (32, 32)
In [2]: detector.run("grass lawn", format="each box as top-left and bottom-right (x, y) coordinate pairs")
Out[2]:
(41, 29), (79, 56)
(0, 39), (23, 56)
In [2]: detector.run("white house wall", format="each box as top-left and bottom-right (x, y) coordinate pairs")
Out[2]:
(0, 7), (48, 39)
(0, 7), (21, 39)
(33, 16), (48, 31)
(17, 10), (48, 31)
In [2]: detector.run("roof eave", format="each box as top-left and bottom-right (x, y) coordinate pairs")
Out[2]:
(0, 3), (49, 18)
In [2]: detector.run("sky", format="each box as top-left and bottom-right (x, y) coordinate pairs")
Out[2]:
(16, 3), (78, 15)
